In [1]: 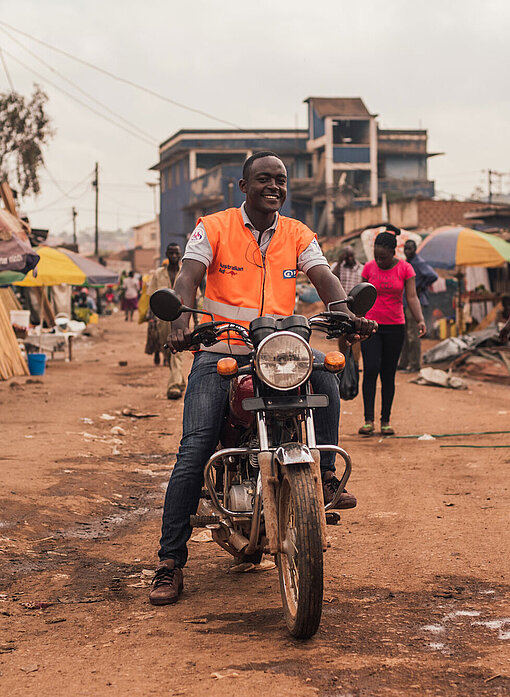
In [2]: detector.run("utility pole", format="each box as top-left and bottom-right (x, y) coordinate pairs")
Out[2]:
(488, 169), (504, 204)
(93, 162), (99, 256)
(72, 206), (77, 248)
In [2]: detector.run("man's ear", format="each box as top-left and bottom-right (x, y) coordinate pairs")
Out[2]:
(239, 178), (247, 194)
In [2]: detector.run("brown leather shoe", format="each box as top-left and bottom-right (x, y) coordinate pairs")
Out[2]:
(149, 560), (184, 606)
(322, 471), (357, 509)
(167, 387), (182, 400)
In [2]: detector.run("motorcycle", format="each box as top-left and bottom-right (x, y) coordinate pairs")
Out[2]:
(150, 282), (376, 639)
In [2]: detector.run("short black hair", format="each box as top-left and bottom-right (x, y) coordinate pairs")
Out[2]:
(404, 239), (417, 249)
(166, 243), (181, 253)
(242, 151), (283, 179)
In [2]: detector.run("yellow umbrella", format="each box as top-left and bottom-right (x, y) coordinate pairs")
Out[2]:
(15, 246), (117, 287)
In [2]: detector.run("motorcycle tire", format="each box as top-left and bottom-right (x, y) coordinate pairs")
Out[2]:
(277, 465), (323, 639)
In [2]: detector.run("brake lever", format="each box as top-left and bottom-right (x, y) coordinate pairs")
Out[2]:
(190, 323), (218, 347)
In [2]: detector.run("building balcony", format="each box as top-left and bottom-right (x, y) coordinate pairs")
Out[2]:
(378, 178), (435, 199)
(332, 145), (371, 164)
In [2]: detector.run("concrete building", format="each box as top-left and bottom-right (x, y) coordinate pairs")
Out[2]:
(151, 97), (438, 253)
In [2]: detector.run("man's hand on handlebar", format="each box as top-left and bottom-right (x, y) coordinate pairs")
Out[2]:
(346, 317), (378, 344)
(166, 317), (197, 353)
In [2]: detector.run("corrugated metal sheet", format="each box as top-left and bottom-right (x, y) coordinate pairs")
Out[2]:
(305, 97), (371, 118)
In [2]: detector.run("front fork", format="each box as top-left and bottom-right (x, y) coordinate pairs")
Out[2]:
(256, 409), (352, 555)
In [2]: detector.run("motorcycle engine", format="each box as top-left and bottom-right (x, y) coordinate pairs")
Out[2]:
(228, 480), (256, 512)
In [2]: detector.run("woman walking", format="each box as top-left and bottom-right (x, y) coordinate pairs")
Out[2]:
(359, 226), (425, 436)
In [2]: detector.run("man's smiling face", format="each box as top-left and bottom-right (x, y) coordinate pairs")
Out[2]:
(239, 156), (287, 215)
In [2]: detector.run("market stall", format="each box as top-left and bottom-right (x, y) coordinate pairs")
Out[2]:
(418, 226), (510, 334)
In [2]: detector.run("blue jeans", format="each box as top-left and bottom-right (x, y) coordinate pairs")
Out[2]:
(158, 349), (341, 566)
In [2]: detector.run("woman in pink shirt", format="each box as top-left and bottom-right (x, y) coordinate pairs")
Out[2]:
(360, 227), (425, 435)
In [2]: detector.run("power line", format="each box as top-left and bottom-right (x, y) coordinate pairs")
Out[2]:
(0, 26), (157, 143)
(26, 170), (94, 212)
(42, 163), (84, 199)
(0, 47), (14, 91)
(0, 19), (243, 130)
(1, 47), (157, 147)
(38, 175), (155, 191)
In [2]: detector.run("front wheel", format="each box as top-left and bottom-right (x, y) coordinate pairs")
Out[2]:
(277, 466), (323, 639)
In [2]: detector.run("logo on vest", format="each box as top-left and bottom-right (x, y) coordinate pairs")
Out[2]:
(283, 269), (297, 279)
(219, 263), (244, 277)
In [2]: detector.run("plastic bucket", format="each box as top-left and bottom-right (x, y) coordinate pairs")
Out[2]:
(27, 353), (47, 376)
(10, 310), (30, 328)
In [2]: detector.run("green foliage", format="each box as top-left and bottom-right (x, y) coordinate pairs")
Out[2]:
(0, 84), (54, 196)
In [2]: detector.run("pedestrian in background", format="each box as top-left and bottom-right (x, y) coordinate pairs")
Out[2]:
(398, 239), (438, 372)
(332, 244), (364, 368)
(332, 245), (363, 295)
(148, 244), (186, 399)
(122, 271), (139, 321)
(359, 226), (425, 436)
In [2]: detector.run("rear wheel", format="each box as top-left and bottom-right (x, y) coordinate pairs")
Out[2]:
(277, 466), (323, 639)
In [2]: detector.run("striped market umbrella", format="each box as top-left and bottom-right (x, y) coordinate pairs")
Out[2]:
(418, 226), (510, 269)
(14, 246), (118, 287)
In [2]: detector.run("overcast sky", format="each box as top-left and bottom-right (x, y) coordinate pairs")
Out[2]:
(1, 0), (509, 239)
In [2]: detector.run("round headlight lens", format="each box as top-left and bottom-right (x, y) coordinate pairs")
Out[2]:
(255, 331), (313, 390)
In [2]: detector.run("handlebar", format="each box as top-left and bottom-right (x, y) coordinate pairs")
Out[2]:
(188, 311), (358, 349)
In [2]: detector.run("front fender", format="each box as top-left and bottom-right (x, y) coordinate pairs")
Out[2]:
(274, 442), (314, 467)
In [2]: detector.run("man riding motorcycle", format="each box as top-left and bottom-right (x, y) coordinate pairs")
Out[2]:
(149, 151), (376, 606)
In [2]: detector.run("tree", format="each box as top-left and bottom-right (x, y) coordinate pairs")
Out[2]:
(0, 85), (54, 197)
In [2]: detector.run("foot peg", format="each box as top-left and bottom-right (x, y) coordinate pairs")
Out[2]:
(190, 514), (221, 527)
(326, 511), (341, 525)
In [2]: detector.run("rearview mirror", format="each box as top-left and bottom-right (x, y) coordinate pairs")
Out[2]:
(150, 289), (183, 322)
(346, 282), (377, 316)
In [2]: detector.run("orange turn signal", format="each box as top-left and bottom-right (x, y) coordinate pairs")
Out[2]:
(217, 357), (239, 377)
(324, 351), (346, 373)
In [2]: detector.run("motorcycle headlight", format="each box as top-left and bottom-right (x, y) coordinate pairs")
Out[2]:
(254, 331), (313, 390)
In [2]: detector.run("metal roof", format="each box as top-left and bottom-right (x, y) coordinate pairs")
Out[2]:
(304, 97), (372, 118)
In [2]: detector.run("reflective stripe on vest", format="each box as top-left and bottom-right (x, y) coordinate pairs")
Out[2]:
(203, 297), (287, 323)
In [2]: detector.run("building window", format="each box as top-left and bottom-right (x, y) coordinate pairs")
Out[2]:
(161, 171), (166, 193)
(167, 167), (173, 189)
(174, 162), (180, 187)
(333, 120), (369, 145)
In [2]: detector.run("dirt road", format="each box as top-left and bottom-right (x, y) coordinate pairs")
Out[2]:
(1, 314), (509, 696)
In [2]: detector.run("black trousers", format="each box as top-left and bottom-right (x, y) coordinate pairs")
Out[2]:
(360, 324), (405, 423)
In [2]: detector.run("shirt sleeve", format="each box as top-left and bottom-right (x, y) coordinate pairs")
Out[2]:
(182, 222), (213, 268)
(415, 258), (438, 288)
(403, 260), (416, 280)
(298, 237), (329, 274)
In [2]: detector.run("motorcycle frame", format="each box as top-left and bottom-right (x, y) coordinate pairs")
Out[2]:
(202, 394), (352, 556)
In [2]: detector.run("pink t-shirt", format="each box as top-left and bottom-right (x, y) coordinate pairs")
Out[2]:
(362, 259), (415, 324)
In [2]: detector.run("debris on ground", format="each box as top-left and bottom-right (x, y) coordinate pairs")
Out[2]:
(211, 670), (242, 679)
(111, 426), (126, 436)
(122, 407), (159, 418)
(423, 328), (510, 385)
(229, 559), (276, 573)
(410, 367), (467, 390)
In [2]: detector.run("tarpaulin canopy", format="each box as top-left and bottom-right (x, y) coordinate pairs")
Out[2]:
(418, 226), (510, 269)
(14, 246), (119, 287)
(0, 208), (40, 283)
(361, 226), (422, 261)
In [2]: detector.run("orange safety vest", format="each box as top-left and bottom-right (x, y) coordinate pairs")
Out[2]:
(197, 207), (316, 349)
